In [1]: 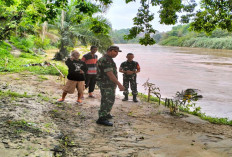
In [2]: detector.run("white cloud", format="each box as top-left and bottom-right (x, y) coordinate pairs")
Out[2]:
(103, 0), (174, 32)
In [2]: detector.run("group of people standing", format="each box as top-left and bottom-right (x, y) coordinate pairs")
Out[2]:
(58, 45), (140, 126)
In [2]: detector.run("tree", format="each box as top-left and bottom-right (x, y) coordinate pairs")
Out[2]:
(1, 0), (232, 47)
(52, 0), (112, 60)
(118, 0), (232, 45)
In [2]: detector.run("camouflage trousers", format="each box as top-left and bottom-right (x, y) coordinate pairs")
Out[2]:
(98, 84), (116, 119)
(123, 75), (138, 96)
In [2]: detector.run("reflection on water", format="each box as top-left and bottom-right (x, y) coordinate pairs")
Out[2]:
(114, 44), (232, 120)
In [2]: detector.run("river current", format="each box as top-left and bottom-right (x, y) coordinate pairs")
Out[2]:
(113, 44), (232, 120)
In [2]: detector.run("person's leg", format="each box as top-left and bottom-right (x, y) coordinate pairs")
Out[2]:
(58, 80), (76, 102)
(85, 74), (90, 89)
(76, 81), (85, 103)
(57, 92), (67, 102)
(88, 75), (96, 96)
(122, 76), (129, 101)
(130, 75), (138, 102)
(97, 86), (115, 126)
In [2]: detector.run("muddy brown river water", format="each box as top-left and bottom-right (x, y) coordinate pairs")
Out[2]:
(114, 44), (232, 120)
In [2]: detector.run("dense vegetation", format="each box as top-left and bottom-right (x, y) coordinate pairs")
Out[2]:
(0, 40), (68, 76)
(110, 29), (139, 44)
(159, 24), (232, 50)
(0, 0), (113, 60)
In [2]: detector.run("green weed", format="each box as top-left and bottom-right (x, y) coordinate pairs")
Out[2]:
(0, 90), (32, 98)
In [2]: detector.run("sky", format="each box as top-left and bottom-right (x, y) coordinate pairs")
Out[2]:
(103, 0), (175, 32)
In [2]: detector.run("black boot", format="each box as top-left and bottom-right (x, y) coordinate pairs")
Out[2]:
(96, 118), (113, 126)
(133, 95), (138, 102)
(105, 114), (113, 119)
(122, 95), (128, 101)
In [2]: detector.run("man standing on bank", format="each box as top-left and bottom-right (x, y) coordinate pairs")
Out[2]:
(96, 46), (125, 126)
(119, 53), (140, 102)
(81, 46), (98, 98)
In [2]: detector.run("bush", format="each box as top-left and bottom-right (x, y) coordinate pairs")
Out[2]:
(10, 36), (35, 53)
(159, 36), (180, 46)
(34, 37), (51, 49)
(0, 41), (12, 57)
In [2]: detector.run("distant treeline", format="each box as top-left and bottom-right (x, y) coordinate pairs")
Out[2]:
(158, 24), (232, 50)
(110, 29), (139, 44)
(110, 28), (162, 44)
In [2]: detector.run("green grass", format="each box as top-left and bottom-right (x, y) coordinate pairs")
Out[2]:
(0, 48), (68, 76)
(0, 36), (68, 76)
(138, 93), (165, 105)
(0, 90), (32, 98)
(140, 93), (232, 126)
(179, 106), (232, 125)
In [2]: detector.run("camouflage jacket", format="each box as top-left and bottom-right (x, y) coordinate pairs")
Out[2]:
(96, 55), (117, 86)
(120, 60), (140, 77)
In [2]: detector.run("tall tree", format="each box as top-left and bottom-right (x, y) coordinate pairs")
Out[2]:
(52, 0), (112, 60)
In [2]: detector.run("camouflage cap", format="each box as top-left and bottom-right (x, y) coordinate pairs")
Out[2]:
(107, 46), (122, 52)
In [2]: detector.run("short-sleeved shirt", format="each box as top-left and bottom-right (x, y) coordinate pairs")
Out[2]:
(81, 52), (98, 75)
(96, 55), (117, 86)
(120, 60), (140, 76)
(65, 58), (87, 81)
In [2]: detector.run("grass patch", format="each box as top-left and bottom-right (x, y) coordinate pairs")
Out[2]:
(0, 40), (68, 76)
(0, 90), (32, 98)
(138, 93), (165, 105)
(179, 106), (232, 125)
(37, 93), (51, 102)
(140, 92), (232, 126)
(37, 75), (49, 81)
(6, 119), (41, 135)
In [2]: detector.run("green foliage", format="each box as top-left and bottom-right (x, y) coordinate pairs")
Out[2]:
(53, 1), (112, 59)
(110, 29), (139, 44)
(10, 36), (34, 53)
(190, 1), (232, 33)
(179, 105), (232, 126)
(159, 24), (232, 50)
(159, 36), (180, 46)
(0, 43), (68, 76)
(0, 41), (12, 57)
(138, 93), (165, 105)
(0, 90), (32, 98)
(34, 37), (51, 49)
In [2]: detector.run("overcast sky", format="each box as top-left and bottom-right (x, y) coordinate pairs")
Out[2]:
(103, 0), (174, 32)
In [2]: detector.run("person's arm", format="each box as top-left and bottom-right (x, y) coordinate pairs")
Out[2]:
(135, 63), (140, 74)
(119, 67), (125, 73)
(119, 63), (131, 75)
(106, 71), (125, 91)
(65, 58), (72, 67)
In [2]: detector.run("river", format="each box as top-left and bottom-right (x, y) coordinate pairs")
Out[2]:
(113, 44), (232, 120)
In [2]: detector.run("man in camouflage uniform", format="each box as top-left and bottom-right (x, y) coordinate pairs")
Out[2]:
(96, 46), (125, 126)
(119, 53), (140, 102)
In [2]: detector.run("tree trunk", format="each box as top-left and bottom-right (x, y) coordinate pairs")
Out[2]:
(54, 10), (69, 60)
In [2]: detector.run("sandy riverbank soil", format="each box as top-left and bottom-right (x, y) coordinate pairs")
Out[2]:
(0, 72), (232, 157)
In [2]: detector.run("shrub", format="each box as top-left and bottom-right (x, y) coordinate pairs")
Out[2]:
(10, 36), (35, 53)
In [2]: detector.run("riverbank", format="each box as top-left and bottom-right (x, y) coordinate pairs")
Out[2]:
(0, 72), (232, 157)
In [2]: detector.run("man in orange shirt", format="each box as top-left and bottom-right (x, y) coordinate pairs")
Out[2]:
(81, 46), (98, 98)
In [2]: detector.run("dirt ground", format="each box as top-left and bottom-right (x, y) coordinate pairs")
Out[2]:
(0, 72), (232, 157)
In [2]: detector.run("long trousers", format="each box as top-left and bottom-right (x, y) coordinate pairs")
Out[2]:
(98, 85), (116, 119)
(85, 74), (96, 93)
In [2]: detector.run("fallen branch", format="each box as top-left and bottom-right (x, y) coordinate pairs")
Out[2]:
(51, 63), (65, 78)
(50, 63), (66, 85)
